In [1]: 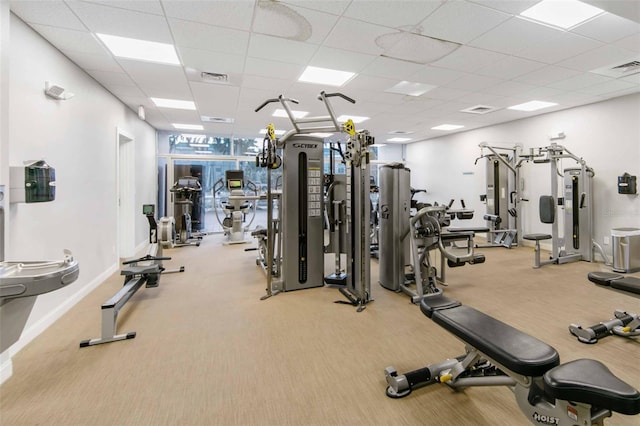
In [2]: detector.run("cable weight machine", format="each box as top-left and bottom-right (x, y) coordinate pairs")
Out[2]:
(254, 92), (373, 312)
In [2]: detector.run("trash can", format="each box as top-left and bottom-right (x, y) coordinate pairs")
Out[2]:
(611, 228), (640, 273)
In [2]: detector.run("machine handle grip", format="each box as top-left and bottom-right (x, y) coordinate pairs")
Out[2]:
(319, 91), (356, 104)
(255, 98), (281, 112)
(122, 255), (171, 265)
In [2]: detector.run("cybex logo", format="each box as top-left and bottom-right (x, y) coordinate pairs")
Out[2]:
(292, 143), (318, 149)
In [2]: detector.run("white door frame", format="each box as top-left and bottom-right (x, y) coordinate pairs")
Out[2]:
(116, 127), (135, 259)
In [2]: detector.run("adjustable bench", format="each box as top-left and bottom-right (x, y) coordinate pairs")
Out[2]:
(588, 271), (640, 295)
(384, 294), (640, 425)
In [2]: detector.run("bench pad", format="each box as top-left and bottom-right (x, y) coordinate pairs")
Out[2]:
(611, 277), (640, 295)
(587, 271), (623, 286)
(421, 298), (559, 377)
(544, 359), (640, 415)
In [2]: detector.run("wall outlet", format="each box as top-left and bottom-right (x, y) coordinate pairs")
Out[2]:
(603, 236), (610, 245)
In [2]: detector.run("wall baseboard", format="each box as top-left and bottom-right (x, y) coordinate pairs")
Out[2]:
(0, 262), (119, 386)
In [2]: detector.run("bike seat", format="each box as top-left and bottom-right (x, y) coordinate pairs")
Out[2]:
(544, 359), (640, 415)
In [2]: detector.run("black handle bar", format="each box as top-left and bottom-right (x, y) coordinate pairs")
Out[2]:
(122, 255), (171, 265)
(319, 91), (356, 104)
(255, 95), (300, 112)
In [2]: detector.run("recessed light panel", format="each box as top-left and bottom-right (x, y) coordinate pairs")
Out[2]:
(273, 109), (309, 119)
(298, 66), (355, 87)
(385, 81), (436, 97)
(507, 101), (558, 112)
(309, 133), (334, 138)
(336, 115), (369, 124)
(432, 124), (464, 131)
(519, 0), (604, 30)
(96, 33), (180, 65)
(173, 123), (204, 130)
(387, 137), (411, 142)
(151, 98), (196, 110)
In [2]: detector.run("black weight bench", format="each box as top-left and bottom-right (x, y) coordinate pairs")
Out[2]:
(384, 294), (640, 424)
(588, 272), (640, 295)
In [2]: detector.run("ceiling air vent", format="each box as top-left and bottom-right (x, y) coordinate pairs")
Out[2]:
(201, 71), (229, 83)
(460, 105), (499, 115)
(591, 59), (640, 78)
(201, 115), (234, 123)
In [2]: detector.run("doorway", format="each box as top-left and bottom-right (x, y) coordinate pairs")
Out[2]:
(117, 128), (135, 258)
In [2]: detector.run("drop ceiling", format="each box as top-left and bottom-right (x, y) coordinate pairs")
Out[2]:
(9, 0), (640, 144)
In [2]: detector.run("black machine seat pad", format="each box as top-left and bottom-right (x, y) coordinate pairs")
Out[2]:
(587, 271), (623, 286)
(523, 233), (552, 241)
(544, 359), (640, 415)
(423, 300), (559, 377)
(611, 277), (640, 295)
(121, 264), (160, 276)
(447, 227), (490, 233)
(420, 294), (462, 318)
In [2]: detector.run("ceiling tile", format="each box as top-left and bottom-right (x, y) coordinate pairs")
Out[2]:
(614, 33), (640, 53)
(576, 79), (637, 96)
(417, 0), (511, 44)
(547, 73), (611, 90)
(82, 1), (164, 16)
(406, 65), (468, 86)
(343, 0), (443, 29)
(244, 57), (305, 80)
(67, 1), (173, 42)
(10, 1), (85, 30)
(475, 56), (546, 80)
(86, 70), (137, 87)
(190, 82), (241, 117)
(480, 80), (538, 97)
(240, 75), (292, 92)
(309, 47), (376, 73)
(423, 86), (472, 101)
(513, 65), (583, 86)
(279, 0), (351, 16)
(323, 17), (390, 56)
(571, 12), (640, 43)
(159, 109), (201, 124)
(581, 0), (640, 24)
(102, 83), (148, 99)
(444, 73), (503, 91)
(178, 47), (246, 75)
(62, 50), (123, 73)
(247, 34), (318, 64)
(30, 24), (105, 55)
(468, 17), (559, 55)
(466, 0), (539, 15)
(118, 59), (191, 99)
(430, 46), (508, 73)
(515, 31), (602, 65)
(170, 19), (250, 55)
(556, 44), (638, 71)
(252, 2), (340, 44)
(162, 0), (255, 31)
(359, 56), (424, 80)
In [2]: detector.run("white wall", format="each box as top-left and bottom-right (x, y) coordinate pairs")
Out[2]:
(406, 93), (640, 257)
(0, 14), (157, 382)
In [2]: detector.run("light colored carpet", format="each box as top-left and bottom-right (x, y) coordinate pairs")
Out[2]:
(1, 234), (638, 425)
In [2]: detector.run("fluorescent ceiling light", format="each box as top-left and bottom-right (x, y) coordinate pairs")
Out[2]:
(96, 33), (180, 65)
(273, 109), (309, 119)
(386, 137), (411, 142)
(336, 115), (369, 124)
(309, 133), (333, 138)
(181, 134), (207, 139)
(385, 81), (436, 97)
(519, 0), (604, 30)
(173, 123), (204, 130)
(189, 143), (210, 147)
(151, 97), (196, 110)
(432, 124), (464, 131)
(371, 143), (387, 147)
(298, 66), (355, 87)
(259, 128), (286, 136)
(507, 100), (558, 112)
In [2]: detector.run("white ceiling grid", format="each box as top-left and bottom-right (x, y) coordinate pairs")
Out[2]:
(8, 0), (640, 143)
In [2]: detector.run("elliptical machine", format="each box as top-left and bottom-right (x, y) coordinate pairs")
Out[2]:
(159, 176), (203, 248)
